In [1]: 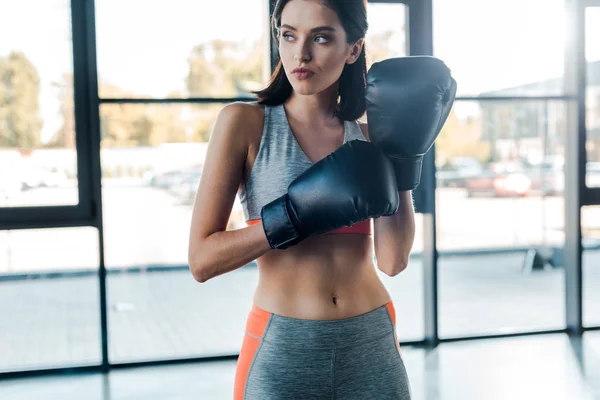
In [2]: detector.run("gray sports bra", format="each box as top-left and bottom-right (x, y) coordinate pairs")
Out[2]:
(238, 103), (367, 222)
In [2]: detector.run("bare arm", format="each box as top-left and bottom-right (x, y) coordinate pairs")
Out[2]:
(373, 191), (415, 276)
(188, 103), (272, 283)
(359, 122), (416, 276)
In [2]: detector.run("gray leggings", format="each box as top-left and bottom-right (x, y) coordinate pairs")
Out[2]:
(234, 301), (411, 399)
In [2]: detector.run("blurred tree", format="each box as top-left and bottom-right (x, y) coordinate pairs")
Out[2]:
(0, 51), (43, 150)
(51, 38), (264, 147)
(186, 39), (263, 98)
(51, 79), (202, 148)
(98, 83), (152, 147)
(186, 42), (219, 97)
(48, 72), (75, 148)
(0, 59), (7, 145)
(192, 106), (221, 143)
(365, 30), (398, 67)
(149, 93), (189, 145)
(436, 107), (491, 167)
(186, 38), (263, 142)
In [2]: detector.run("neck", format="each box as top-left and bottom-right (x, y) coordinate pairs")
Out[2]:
(283, 85), (340, 126)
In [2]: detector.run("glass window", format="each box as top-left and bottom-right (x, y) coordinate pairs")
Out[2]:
(433, 0), (566, 97)
(436, 99), (568, 337)
(0, 0), (78, 207)
(583, 205), (600, 328)
(378, 255), (424, 342)
(100, 103), (244, 267)
(583, 7), (600, 328)
(0, 227), (101, 372)
(436, 100), (567, 250)
(100, 102), (252, 361)
(95, 0), (269, 99)
(365, 2), (407, 66)
(585, 7), (600, 187)
(107, 268), (257, 362)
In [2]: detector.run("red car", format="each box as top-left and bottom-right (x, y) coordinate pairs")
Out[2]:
(466, 163), (532, 197)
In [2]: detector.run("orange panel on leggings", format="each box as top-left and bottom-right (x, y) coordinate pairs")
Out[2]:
(233, 301), (409, 399)
(386, 301), (403, 357)
(234, 305), (271, 400)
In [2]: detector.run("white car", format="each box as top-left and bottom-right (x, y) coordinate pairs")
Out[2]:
(19, 166), (68, 189)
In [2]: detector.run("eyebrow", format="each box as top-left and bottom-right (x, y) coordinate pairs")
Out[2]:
(280, 24), (336, 33)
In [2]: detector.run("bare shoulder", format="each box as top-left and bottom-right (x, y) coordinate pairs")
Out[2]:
(219, 101), (264, 120)
(357, 120), (370, 141)
(214, 101), (265, 142)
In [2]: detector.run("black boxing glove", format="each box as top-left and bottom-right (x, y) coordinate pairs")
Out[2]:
(261, 140), (399, 250)
(366, 56), (457, 190)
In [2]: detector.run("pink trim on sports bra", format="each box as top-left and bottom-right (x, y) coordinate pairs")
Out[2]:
(246, 219), (372, 235)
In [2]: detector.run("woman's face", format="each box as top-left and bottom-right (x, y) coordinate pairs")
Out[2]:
(278, 0), (363, 96)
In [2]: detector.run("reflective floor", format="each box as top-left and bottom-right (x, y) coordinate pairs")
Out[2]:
(2, 250), (600, 372)
(1, 331), (599, 400)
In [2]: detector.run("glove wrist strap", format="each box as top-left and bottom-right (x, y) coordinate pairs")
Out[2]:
(389, 155), (423, 191)
(261, 194), (300, 250)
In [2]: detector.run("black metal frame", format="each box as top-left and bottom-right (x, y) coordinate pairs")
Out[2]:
(0, 0), (599, 381)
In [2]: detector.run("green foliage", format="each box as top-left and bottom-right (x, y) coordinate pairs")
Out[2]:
(436, 108), (491, 167)
(29, 32), (420, 149)
(52, 39), (264, 148)
(186, 39), (263, 98)
(0, 51), (43, 149)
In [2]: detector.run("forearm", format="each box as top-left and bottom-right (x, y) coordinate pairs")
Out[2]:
(188, 223), (272, 282)
(373, 191), (415, 276)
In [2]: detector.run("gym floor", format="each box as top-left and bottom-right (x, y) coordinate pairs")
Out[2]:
(1, 331), (599, 399)
(1, 252), (599, 399)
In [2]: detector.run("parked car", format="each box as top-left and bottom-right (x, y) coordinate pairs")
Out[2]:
(526, 157), (565, 196)
(149, 170), (182, 189)
(436, 157), (484, 188)
(466, 162), (532, 197)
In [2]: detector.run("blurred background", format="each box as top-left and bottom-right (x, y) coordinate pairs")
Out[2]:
(1, 0), (600, 399)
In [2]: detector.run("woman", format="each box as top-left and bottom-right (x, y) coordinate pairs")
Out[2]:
(188, 0), (415, 398)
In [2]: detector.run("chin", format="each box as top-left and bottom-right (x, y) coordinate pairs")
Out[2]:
(289, 80), (323, 96)
(293, 86), (319, 96)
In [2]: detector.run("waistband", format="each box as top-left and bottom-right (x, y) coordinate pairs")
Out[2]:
(245, 301), (397, 350)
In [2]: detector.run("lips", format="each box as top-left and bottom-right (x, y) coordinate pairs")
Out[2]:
(291, 68), (315, 80)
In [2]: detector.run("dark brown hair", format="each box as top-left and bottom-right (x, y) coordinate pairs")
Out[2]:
(253, 0), (369, 121)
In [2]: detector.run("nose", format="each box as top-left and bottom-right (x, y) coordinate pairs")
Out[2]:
(293, 38), (312, 63)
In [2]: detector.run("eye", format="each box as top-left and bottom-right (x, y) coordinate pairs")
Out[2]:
(282, 32), (294, 41)
(314, 34), (330, 43)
